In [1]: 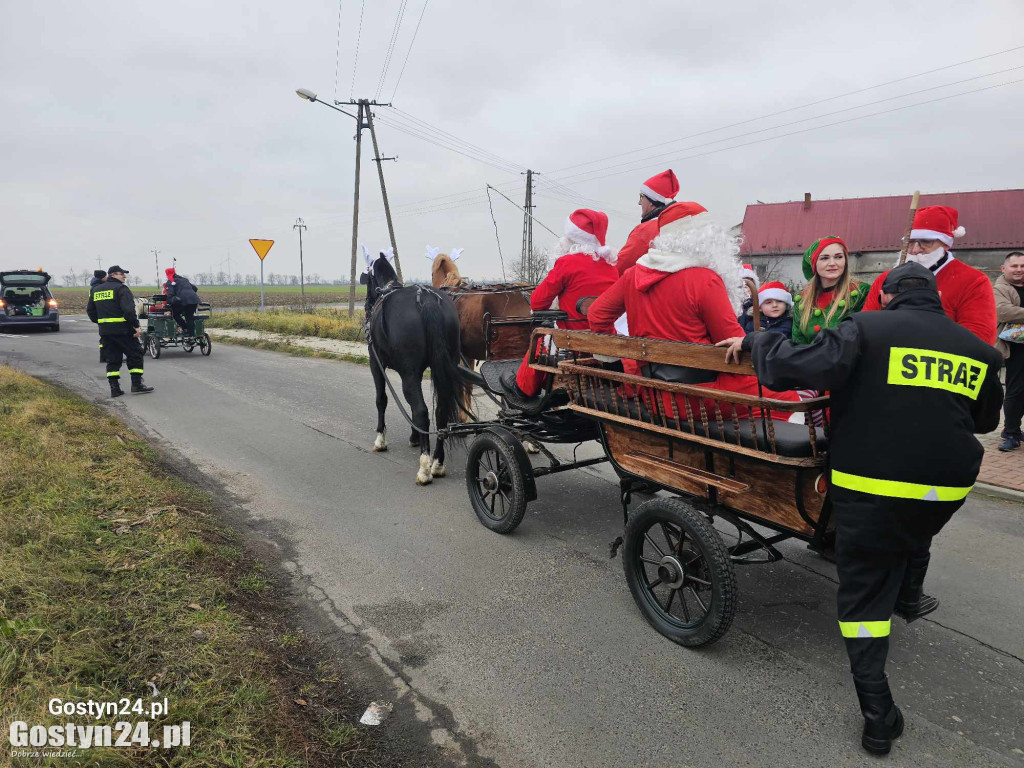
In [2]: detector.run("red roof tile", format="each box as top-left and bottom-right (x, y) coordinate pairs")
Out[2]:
(739, 189), (1024, 255)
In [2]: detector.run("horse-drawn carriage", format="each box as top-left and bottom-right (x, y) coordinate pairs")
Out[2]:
(139, 295), (213, 358)
(446, 291), (833, 648)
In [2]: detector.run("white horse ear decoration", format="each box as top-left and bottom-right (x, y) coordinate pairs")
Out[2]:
(381, 247), (395, 264)
(425, 245), (441, 262)
(449, 247), (464, 261)
(361, 244), (375, 270)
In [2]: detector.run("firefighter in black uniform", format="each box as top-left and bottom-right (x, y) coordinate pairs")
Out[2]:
(86, 265), (154, 397)
(719, 262), (1003, 755)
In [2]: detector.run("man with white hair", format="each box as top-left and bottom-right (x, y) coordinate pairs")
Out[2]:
(500, 209), (618, 408)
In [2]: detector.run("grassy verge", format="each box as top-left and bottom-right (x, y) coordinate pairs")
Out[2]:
(206, 308), (366, 343)
(0, 367), (367, 766)
(211, 334), (370, 366)
(52, 288), (366, 314)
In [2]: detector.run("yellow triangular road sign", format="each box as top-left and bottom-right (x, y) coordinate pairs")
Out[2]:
(249, 239), (274, 260)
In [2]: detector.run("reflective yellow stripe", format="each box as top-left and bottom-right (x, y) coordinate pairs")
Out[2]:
(93, 290), (114, 301)
(887, 347), (988, 400)
(98, 317), (126, 323)
(839, 619), (891, 639)
(831, 470), (972, 502)
(128, 369), (144, 374)
(106, 372), (120, 378)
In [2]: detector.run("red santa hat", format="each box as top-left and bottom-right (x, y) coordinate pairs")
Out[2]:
(565, 209), (614, 262)
(739, 263), (759, 289)
(758, 281), (792, 308)
(639, 170), (679, 204)
(164, 267), (176, 279)
(910, 205), (965, 248)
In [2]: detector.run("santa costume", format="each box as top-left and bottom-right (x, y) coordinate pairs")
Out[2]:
(615, 169), (707, 276)
(863, 206), (996, 343)
(509, 209), (619, 397)
(589, 206), (800, 419)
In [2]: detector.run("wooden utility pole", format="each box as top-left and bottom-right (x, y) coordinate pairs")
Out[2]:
(293, 217), (307, 309)
(348, 102), (364, 316)
(363, 104), (402, 282)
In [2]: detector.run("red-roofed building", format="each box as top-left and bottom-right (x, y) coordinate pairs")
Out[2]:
(738, 189), (1024, 287)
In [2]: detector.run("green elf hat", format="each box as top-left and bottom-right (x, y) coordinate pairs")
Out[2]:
(802, 235), (847, 280)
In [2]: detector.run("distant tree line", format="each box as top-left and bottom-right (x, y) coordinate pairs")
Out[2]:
(57, 270), (346, 288)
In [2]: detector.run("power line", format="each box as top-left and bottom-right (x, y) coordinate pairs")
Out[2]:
(547, 66), (1024, 187)
(547, 43), (1024, 175)
(375, 0), (410, 101)
(486, 186), (507, 280)
(373, 113), (525, 174)
(333, 0), (343, 101)
(349, 0), (366, 98)
(387, 107), (528, 172)
(390, 0), (430, 101)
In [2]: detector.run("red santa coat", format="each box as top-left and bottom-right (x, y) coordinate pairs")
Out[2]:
(590, 215), (798, 417)
(515, 251), (618, 395)
(615, 201), (708, 276)
(862, 256), (997, 344)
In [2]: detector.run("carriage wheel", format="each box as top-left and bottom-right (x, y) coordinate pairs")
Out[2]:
(466, 432), (527, 534)
(623, 498), (736, 647)
(182, 339), (195, 353)
(199, 333), (212, 356)
(146, 334), (161, 359)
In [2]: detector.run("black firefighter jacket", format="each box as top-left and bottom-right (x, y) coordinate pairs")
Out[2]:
(742, 288), (1003, 502)
(87, 279), (140, 337)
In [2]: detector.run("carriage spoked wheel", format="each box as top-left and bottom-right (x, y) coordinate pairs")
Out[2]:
(182, 337), (195, 353)
(623, 498), (736, 647)
(466, 432), (527, 534)
(198, 333), (212, 356)
(146, 334), (161, 359)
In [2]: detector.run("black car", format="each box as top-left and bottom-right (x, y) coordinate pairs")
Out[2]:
(0, 270), (60, 331)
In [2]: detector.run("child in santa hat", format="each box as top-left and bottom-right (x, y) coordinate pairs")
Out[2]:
(792, 236), (870, 345)
(740, 281), (794, 337)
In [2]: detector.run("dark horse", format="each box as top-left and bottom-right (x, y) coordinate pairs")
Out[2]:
(361, 254), (466, 485)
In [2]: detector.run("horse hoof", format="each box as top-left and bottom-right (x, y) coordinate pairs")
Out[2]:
(416, 454), (433, 485)
(523, 440), (540, 454)
(430, 459), (446, 478)
(373, 432), (388, 452)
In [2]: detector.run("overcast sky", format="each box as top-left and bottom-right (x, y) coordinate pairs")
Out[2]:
(3, 0), (1023, 285)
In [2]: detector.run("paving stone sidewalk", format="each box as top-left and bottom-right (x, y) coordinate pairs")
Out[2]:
(978, 416), (1023, 494)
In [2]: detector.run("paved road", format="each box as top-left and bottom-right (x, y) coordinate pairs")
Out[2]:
(4, 319), (1023, 768)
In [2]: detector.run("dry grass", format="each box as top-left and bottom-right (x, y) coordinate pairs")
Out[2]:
(0, 367), (366, 766)
(206, 308), (366, 343)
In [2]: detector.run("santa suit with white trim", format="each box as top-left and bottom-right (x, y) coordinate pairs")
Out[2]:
(514, 209), (619, 396)
(863, 205), (997, 344)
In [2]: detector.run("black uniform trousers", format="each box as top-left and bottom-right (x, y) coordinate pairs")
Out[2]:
(172, 304), (198, 336)
(103, 334), (145, 379)
(833, 487), (961, 683)
(1003, 343), (1024, 435)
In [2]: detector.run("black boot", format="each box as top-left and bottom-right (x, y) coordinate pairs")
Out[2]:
(108, 377), (124, 398)
(130, 373), (154, 394)
(854, 677), (904, 755)
(894, 553), (939, 623)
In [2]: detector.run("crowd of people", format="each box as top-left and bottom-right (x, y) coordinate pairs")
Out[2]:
(497, 169), (1013, 756)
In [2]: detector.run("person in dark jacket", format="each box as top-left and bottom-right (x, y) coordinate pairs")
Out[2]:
(90, 270), (107, 362)
(718, 262), (1003, 756)
(739, 281), (793, 337)
(163, 267), (201, 336)
(87, 265), (154, 397)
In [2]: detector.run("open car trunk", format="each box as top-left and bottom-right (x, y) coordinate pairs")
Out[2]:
(0, 271), (58, 326)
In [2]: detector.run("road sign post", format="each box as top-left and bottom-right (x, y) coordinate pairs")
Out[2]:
(249, 239), (275, 311)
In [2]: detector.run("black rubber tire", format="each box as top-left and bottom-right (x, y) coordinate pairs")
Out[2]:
(50, 323), (60, 332)
(465, 432), (528, 534)
(182, 340), (195, 353)
(623, 498), (736, 647)
(147, 335), (161, 359)
(199, 333), (212, 356)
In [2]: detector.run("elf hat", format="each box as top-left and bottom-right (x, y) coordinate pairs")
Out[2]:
(565, 208), (614, 262)
(802, 235), (848, 280)
(758, 281), (792, 308)
(640, 170), (679, 204)
(910, 205), (965, 247)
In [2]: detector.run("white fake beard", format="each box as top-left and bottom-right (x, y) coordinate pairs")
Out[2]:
(907, 246), (947, 270)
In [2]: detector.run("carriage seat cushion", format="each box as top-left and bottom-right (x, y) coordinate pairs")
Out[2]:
(587, 381), (826, 458)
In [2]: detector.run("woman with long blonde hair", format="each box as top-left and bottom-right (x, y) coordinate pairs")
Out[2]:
(792, 236), (870, 344)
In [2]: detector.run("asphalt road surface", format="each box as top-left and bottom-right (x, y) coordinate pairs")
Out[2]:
(4, 318), (1023, 768)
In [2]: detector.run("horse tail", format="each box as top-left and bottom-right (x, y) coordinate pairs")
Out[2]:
(420, 293), (466, 439)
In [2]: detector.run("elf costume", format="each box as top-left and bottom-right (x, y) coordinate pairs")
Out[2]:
(792, 236), (870, 345)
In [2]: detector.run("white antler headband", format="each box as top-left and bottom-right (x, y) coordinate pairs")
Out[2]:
(424, 245), (441, 261)
(449, 247), (464, 261)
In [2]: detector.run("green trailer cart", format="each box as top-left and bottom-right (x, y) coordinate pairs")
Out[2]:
(140, 296), (213, 358)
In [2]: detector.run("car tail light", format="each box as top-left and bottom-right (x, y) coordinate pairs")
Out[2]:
(48, 299), (58, 308)
(0, 299), (5, 308)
